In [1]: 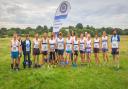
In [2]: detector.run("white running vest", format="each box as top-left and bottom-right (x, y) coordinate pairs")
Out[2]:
(86, 39), (91, 52)
(11, 40), (19, 52)
(111, 35), (119, 48)
(57, 38), (64, 50)
(33, 39), (39, 49)
(26, 40), (30, 51)
(94, 38), (100, 48)
(42, 38), (48, 51)
(66, 38), (72, 51)
(49, 39), (55, 51)
(80, 38), (85, 50)
(74, 40), (79, 51)
(102, 36), (108, 49)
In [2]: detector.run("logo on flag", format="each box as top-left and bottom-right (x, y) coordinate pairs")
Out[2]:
(53, 1), (71, 32)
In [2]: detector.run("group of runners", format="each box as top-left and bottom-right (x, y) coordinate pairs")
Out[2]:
(10, 29), (120, 71)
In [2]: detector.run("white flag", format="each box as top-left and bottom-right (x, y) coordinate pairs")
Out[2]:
(53, 1), (71, 32)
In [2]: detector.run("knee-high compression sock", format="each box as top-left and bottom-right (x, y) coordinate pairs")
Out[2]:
(11, 64), (13, 69)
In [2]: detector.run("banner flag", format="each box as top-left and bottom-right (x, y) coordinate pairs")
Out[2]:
(53, 1), (71, 32)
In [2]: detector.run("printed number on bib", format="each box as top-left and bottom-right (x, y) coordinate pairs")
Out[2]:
(50, 45), (54, 50)
(80, 44), (84, 50)
(74, 45), (78, 50)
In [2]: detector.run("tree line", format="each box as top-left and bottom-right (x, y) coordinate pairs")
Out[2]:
(0, 23), (128, 38)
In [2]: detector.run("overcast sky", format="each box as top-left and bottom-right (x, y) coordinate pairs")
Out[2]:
(0, 0), (128, 29)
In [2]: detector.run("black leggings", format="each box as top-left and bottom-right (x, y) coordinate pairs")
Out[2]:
(50, 52), (55, 61)
(24, 52), (30, 62)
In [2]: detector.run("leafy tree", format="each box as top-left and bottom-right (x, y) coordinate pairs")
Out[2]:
(76, 23), (83, 29)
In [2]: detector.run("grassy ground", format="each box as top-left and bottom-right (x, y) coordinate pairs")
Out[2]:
(0, 36), (128, 89)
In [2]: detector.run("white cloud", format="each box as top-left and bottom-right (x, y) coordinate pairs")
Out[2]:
(0, 0), (128, 29)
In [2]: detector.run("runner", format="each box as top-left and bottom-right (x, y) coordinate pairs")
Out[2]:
(85, 34), (92, 67)
(17, 34), (23, 69)
(40, 33), (49, 67)
(111, 29), (120, 69)
(33, 33), (40, 68)
(10, 33), (20, 70)
(71, 31), (75, 64)
(65, 33), (72, 65)
(84, 32), (88, 63)
(93, 32), (101, 65)
(102, 31), (109, 65)
(49, 34), (56, 67)
(22, 34), (32, 68)
(57, 32), (65, 66)
(72, 35), (79, 67)
(52, 32), (58, 64)
(79, 33), (86, 65)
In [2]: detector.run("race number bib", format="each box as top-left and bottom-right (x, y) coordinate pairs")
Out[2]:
(102, 42), (107, 48)
(66, 44), (71, 50)
(80, 44), (84, 50)
(13, 46), (17, 51)
(43, 44), (48, 51)
(86, 48), (91, 52)
(34, 44), (38, 48)
(50, 45), (54, 50)
(94, 43), (99, 48)
(58, 43), (64, 49)
(112, 41), (118, 48)
(74, 45), (78, 50)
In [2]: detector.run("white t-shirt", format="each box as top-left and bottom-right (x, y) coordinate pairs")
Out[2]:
(26, 40), (30, 51)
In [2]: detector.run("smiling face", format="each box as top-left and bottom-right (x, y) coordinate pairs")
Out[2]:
(113, 30), (117, 35)
(26, 34), (29, 40)
(103, 31), (106, 36)
(13, 33), (17, 40)
(80, 33), (84, 39)
(43, 33), (47, 39)
(35, 33), (39, 39)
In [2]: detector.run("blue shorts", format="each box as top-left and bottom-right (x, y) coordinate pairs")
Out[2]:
(58, 49), (64, 55)
(66, 50), (72, 54)
(111, 48), (119, 55)
(102, 48), (108, 52)
(11, 52), (19, 59)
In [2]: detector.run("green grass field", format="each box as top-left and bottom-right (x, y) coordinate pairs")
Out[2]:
(0, 36), (128, 89)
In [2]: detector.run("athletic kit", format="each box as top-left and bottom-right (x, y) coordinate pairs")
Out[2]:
(86, 39), (92, 53)
(49, 39), (56, 60)
(33, 39), (40, 55)
(102, 36), (108, 52)
(41, 38), (48, 55)
(10, 34), (120, 69)
(111, 35), (120, 55)
(80, 38), (85, 54)
(93, 38), (100, 53)
(73, 39), (79, 56)
(66, 38), (72, 53)
(11, 39), (19, 59)
(57, 38), (64, 55)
